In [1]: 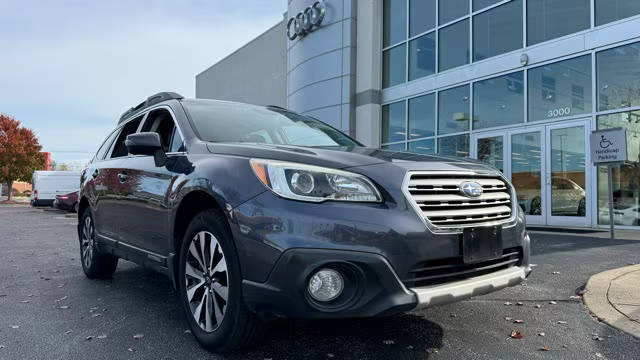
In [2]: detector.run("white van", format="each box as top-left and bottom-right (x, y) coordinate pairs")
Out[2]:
(31, 171), (82, 206)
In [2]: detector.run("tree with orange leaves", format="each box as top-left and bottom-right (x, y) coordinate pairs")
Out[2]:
(0, 114), (45, 201)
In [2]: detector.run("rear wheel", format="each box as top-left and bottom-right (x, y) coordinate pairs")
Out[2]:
(178, 210), (262, 352)
(79, 209), (118, 279)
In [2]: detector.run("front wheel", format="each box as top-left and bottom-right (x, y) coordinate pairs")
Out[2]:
(79, 209), (118, 279)
(178, 210), (262, 352)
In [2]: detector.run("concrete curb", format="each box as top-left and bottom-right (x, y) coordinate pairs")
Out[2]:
(584, 264), (640, 339)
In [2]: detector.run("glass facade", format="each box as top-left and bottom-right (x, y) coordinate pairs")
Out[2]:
(382, 0), (640, 88)
(439, 19), (469, 71)
(527, 0), (590, 46)
(595, 0), (640, 26)
(382, 2), (640, 228)
(528, 55), (592, 121)
(382, 101), (406, 144)
(438, 85), (470, 135)
(473, 0), (523, 61)
(473, 71), (524, 129)
(408, 94), (436, 139)
(409, 32), (436, 80)
(597, 111), (640, 226)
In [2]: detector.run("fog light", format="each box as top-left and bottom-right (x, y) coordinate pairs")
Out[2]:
(308, 268), (344, 302)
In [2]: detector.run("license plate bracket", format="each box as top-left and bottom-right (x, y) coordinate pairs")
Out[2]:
(462, 225), (502, 263)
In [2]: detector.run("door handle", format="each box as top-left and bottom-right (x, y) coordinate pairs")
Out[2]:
(117, 172), (128, 183)
(92, 169), (99, 179)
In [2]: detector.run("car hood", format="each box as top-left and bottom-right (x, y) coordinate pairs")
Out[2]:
(206, 143), (498, 173)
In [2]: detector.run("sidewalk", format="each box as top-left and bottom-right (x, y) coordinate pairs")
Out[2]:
(584, 264), (640, 338)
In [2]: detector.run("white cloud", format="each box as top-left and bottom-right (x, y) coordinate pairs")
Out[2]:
(0, 0), (285, 156)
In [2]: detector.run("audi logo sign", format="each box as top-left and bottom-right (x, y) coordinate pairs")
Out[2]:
(286, 1), (326, 41)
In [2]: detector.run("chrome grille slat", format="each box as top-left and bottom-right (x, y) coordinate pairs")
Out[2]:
(406, 173), (513, 229)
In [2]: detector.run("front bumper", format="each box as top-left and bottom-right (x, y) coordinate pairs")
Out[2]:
(411, 266), (529, 310)
(243, 247), (531, 320)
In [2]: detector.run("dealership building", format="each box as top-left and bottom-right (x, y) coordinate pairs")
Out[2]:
(196, 0), (640, 230)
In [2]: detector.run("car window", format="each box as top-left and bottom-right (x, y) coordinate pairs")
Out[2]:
(94, 128), (120, 161)
(141, 108), (179, 152)
(109, 115), (143, 158)
(169, 128), (185, 153)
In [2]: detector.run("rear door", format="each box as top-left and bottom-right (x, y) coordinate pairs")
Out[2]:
(118, 107), (186, 256)
(86, 127), (121, 237)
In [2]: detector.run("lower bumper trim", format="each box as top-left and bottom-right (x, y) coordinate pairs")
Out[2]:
(411, 266), (527, 309)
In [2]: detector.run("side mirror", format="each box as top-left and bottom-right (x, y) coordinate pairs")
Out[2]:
(125, 132), (167, 167)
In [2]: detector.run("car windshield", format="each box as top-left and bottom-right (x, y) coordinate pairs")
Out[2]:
(182, 100), (360, 147)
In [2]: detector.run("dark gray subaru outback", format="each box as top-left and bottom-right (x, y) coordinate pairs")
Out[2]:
(78, 92), (531, 352)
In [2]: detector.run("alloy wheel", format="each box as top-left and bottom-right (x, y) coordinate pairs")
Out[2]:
(81, 216), (94, 268)
(185, 231), (229, 332)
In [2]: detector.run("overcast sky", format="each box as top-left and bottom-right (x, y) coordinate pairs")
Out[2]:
(0, 1), (285, 165)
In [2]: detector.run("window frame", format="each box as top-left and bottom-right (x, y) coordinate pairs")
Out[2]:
(139, 105), (188, 155)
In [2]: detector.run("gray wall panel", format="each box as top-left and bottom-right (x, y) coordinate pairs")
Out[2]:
(287, 0), (357, 135)
(287, 49), (342, 95)
(288, 77), (343, 113)
(196, 21), (286, 107)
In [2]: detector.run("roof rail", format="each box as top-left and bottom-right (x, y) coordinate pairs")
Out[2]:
(265, 104), (288, 111)
(118, 92), (183, 124)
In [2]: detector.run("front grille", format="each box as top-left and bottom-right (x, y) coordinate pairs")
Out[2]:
(403, 247), (522, 288)
(406, 173), (513, 229)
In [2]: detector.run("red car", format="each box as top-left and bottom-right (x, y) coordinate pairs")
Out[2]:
(53, 191), (78, 212)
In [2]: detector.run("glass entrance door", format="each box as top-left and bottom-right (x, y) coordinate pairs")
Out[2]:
(545, 121), (589, 227)
(473, 119), (590, 227)
(509, 128), (545, 225)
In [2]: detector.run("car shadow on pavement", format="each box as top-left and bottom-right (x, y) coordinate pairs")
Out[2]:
(109, 266), (444, 359)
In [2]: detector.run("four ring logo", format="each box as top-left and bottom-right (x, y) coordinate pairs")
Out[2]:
(286, 1), (326, 41)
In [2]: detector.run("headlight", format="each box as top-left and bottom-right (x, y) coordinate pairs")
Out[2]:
(250, 159), (382, 203)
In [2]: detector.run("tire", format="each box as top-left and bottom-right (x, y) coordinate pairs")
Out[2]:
(577, 198), (586, 216)
(178, 209), (262, 353)
(79, 209), (118, 279)
(530, 197), (542, 215)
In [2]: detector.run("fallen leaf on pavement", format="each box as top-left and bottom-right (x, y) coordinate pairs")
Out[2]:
(557, 321), (568, 325)
(510, 330), (523, 339)
(59, 305), (69, 309)
(327, 354), (335, 358)
(183, 330), (191, 334)
(426, 348), (439, 354)
(96, 335), (107, 339)
(513, 319), (524, 323)
(85, 336), (93, 341)
(569, 295), (581, 300)
(534, 304), (541, 308)
(55, 296), (68, 302)
(592, 336), (604, 341)
(133, 334), (144, 340)
(595, 353), (603, 358)
(406, 345), (414, 350)
(505, 317), (513, 321)
(383, 340), (394, 345)
(10, 325), (19, 329)
(552, 271), (560, 274)
(20, 300), (30, 303)
(516, 302), (524, 306)
(549, 301), (557, 305)
(504, 302), (513, 306)
(538, 332), (546, 336)
(540, 346), (550, 351)
(128, 348), (136, 352)
(64, 330), (73, 335)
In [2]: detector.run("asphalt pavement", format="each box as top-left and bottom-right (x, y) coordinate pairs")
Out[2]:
(1, 206), (639, 360)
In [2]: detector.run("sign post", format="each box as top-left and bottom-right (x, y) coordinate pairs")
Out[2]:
(589, 128), (627, 240)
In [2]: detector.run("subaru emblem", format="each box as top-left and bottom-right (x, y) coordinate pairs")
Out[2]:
(460, 181), (483, 198)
